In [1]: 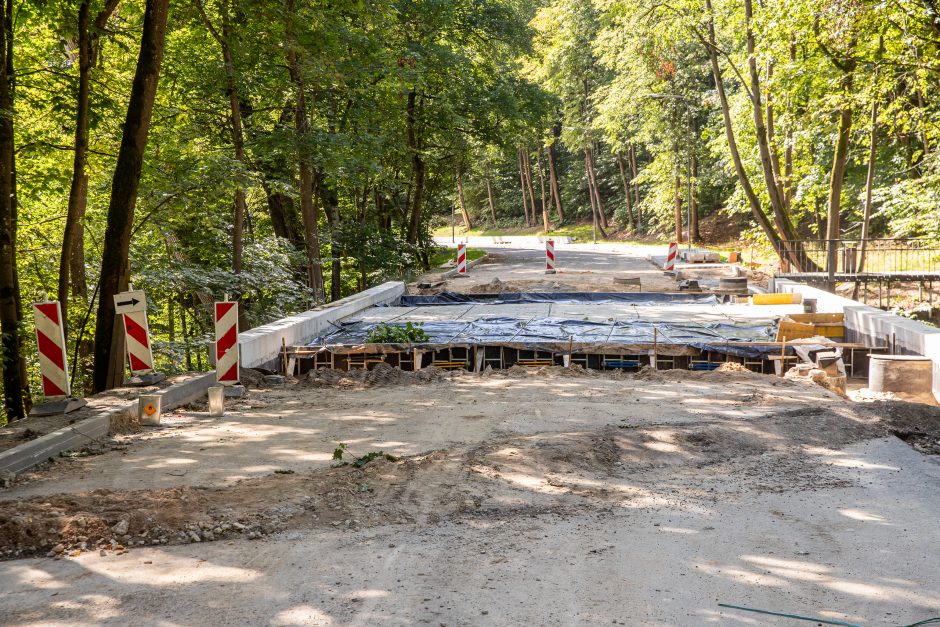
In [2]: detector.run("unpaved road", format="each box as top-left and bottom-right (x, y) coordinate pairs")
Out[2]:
(423, 243), (684, 293)
(2, 366), (940, 626)
(3, 244), (940, 626)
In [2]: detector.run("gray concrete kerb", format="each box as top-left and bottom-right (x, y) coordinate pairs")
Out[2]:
(0, 372), (215, 476)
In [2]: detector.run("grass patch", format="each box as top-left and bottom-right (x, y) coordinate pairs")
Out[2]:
(428, 246), (486, 268)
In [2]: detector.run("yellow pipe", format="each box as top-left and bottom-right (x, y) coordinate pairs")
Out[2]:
(752, 292), (802, 305)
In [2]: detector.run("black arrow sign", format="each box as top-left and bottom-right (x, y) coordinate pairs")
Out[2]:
(116, 298), (140, 308)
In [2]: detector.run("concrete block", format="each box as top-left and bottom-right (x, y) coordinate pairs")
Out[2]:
(238, 281), (405, 370)
(774, 278), (940, 402)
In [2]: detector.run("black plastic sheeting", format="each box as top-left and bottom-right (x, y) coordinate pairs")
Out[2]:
(393, 291), (725, 306)
(307, 316), (779, 358)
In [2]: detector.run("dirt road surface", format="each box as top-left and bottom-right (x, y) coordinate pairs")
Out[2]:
(2, 244), (940, 626)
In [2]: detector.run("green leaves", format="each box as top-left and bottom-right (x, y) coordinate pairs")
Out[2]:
(366, 321), (430, 343)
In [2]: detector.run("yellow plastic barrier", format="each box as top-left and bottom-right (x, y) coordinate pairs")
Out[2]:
(752, 292), (802, 305)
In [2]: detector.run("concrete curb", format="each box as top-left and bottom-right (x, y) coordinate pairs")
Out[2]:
(772, 278), (940, 402)
(441, 253), (490, 279)
(0, 372), (215, 476)
(238, 281), (405, 370)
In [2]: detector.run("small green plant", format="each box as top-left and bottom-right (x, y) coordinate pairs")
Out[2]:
(332, 442), (400, 468)
(366, 321), (430, 343)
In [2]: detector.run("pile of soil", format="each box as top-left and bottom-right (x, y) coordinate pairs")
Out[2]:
(857, 400), (940, 455)
(302, 363), (458, 388)
(0, 406), (883, 560)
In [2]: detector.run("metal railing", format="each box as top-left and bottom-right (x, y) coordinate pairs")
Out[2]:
(774, 238), (940, 276)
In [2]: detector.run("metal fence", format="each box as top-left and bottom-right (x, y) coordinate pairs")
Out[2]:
(775, 238), (940, 276)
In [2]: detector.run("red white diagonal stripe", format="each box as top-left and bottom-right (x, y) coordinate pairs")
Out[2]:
(33, 301), (71, 399)
(665, 241), (678, 271)
(546, 239), (556, 271)
(215, 301), (240, 384)
(457, 243), (467, 274)
(123, 310), (154, 375)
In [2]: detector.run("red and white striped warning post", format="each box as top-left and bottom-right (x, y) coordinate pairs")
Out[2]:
(122, 310), (154, 375)
(33, 301), (71, 399)
(215, 299), (240, 385)
(114, 289), (154, 377)
(664, 241), (679, 271)
(545, 239), (556, 274)
(456, 243), (468, 274)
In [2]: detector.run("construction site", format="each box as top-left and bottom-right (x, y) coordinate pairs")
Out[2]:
(2, 241), (940, 626)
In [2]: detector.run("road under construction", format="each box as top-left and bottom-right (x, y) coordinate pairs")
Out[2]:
(1, 240), (940, 626)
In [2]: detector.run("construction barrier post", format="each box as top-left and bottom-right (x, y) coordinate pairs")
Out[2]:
(665, 242), (678, 271)
(31, 300), (86, 415)
(215, 299), (240, 386)
(545, 239), (556, 274)
(114, 289), (164, 385)
(456, 243), (468, 275)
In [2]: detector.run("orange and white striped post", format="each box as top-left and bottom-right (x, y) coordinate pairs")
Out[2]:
(456, 243), (468, 274)
(33, 301), (71, 399)
(545, 239), (556, 274)
(664, 242), (679, 271)
(214, 299), (240, 385)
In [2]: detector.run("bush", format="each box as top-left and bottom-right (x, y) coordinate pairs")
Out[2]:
(366, 322), (430, 343)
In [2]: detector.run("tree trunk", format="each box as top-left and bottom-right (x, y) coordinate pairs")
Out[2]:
(858, 90), (878, 273)
(547, 139), (564, 223)
(744, 0), (796, 243)
(286, 0), (324, 301)
(194, 0), (249, 274)
(702, 0), (785, 257)
(522, 148), (538, 229)
(764, 61), (787, 211)
(585, 146), (608, 229)
(536, 147), (550, 232)
(0, 0), (23, 419)
(456, 168), (471, 230)
(584, 148), (608, 239)
(616, 153), (633, 229)
(59, 0), (119, 323)
(405, 89), (425, 244)
(826, 77), (855, 244)
(92, 0), (169, 393)
(485, 178), (497, 223)
(674, 172), (683, 244)
(320, 179), (342, 302)
(517, 148), (531, 226)
(690, 148), (700, 241)
(629, 144), (640, 227)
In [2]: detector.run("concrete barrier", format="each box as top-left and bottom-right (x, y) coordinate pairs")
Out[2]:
(238, 281), (405, 370)
(433, 236), (573, 247)
(772, 278), (940, 402)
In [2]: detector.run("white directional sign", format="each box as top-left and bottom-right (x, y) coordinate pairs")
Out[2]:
(113, 290), (147, 315)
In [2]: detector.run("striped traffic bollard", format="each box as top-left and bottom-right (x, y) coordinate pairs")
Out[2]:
(33, 301), (71, 399)
(456, 243), (468, 275)
(122, 309), (155, 374)
(30, 301), (86, 415)
(114, 289), (164, 385)
(215, 300), (240, 385)
(545, 239), (556, 274)
(664, 241), (679, 271)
